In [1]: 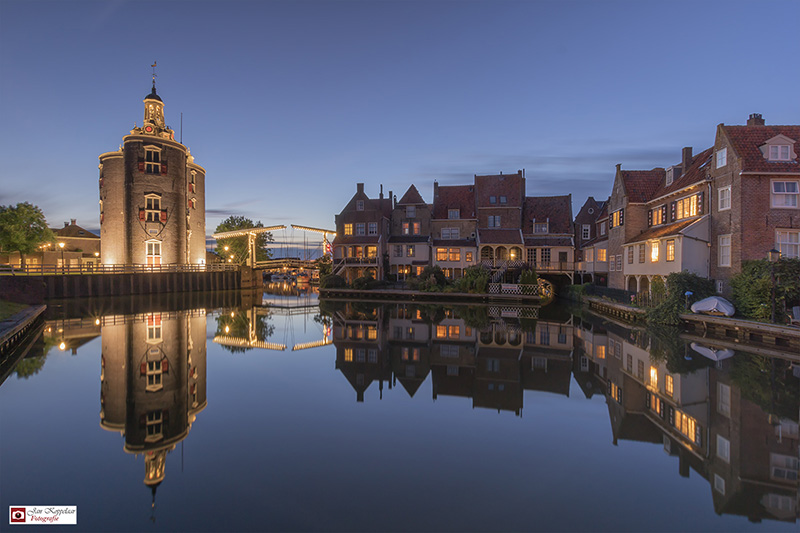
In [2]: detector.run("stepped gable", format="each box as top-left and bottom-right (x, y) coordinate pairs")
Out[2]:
(397, 184), (426, 205)
(523, 195), (572, 234)
(432, 185), (475, 219)
(651, 147), (714, 199)
(621, 169), (664, 203)
(722, 125), (800, 173)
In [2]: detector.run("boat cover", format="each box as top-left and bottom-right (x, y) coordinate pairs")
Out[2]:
(690, 296), (735, 317)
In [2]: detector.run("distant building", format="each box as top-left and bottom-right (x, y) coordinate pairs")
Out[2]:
(0, 219), (100, 270)
(98, 79), (206, 266)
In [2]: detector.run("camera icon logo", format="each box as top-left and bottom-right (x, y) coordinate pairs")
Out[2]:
(10, 507), (26, 523)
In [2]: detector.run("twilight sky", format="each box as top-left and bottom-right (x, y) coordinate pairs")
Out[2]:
(1, 0), (798, 241)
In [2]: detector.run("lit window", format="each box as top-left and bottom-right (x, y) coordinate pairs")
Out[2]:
(448, 209), (460, 219)
(674, 411), (698, 444)
(665, 374), (674, 397)
(769, 145), (791, 161)
(582, 224), (590, 240)
(144, 147), (161, 174)
(649, 366), (658, 389)
(356, 223), (365, 236)
(436, 248), (447, 261)
(776, 230), (799, 258)
(368, 222), (377, 235)
(144, 194), (161, 222)
(344, 348), (353, 362)
(449, 248), (460, 261)
(597, 249), (607, 262)
(666, 239), (675, 262)
(715, 148), (727, 168)
(651, 206), (665, 225)
(771, 180), (799, 208)
(596, 345), (606, 359)
(344, 223), (353, 236)
(406, 245), (414, 257)
(675, 195), (698, 220)
(627, 247), (633, 264)
(366, 246), (377, 258)
(146, 240), (162, 266)
(534, 222), (548, 233)
(610, 209), (623, 227)
(650, 242), (659, 262)
(412, 222), (420, 235)
(402, 222), (409, 234)
(718, 234), (731, 266)
(718, 186), (731, 211)
(465, 251), (473, 262)
(449, 325), (460, 338)
(356, 200), (364, 211)
(436, 325), (447, 338)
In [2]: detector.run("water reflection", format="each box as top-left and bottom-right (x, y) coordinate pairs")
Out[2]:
(15, 293), (798, 527)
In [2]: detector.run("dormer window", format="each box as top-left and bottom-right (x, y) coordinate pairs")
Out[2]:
(448, 209), (460, 219)
(769, 145), (791, 161)
(356, 200), (364, 211)
(533, 221), (548, 234)
(666, 167), (675, 186)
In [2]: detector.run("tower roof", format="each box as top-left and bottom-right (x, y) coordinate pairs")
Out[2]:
(145, 81), (162, 102)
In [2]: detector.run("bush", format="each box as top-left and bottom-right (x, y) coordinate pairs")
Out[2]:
(408, 265), (448, 292)
(646, 271), (715, 325)
(454, 265), (490, 294)
(731, 258), (800, 322)
(351, 272), (375, 290)
(320, 274), (346, 289)
(518, 268), (538, 286)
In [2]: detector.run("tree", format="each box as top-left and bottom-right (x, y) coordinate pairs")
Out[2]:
(214, 216), (274, 265)
(0, 203), (55, 267)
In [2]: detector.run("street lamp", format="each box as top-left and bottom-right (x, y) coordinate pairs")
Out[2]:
(768, 248), (780, 323)
(58, 242), (65, 273)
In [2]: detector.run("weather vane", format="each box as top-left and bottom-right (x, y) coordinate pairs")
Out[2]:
(151, 61), (157, 85)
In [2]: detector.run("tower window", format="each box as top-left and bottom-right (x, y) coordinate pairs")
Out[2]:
(145, 147), (161, 174)
(145, 195), (161, 222)
(146, 240), (162, 266)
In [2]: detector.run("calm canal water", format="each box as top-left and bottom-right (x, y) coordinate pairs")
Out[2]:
(1, 286), (798, 532)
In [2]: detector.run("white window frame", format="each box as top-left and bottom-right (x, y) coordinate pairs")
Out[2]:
(406, 206), (416, 218)
(355, 223), (365, 236)
(488, 215), (501, 228)
(769, 145), (791, 161)
(771, 180), (799, 208)
(144, 146), (162, 174)
(356, 200), (364, 211)
(718, 234), (731, 267)
(368, 222), (377, 236)
(718, 186), (731, 211)
(581, 224), (590, 240)
(776, 229), (799, 259)
(715, 148), (727, 168)
(145, 194), (161, 222)
(146, 240), (162, 266)
(533, 222), (548, 234)
(716, 435), (730, 464)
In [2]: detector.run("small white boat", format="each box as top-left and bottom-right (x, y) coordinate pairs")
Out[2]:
(691, 296), (735, 317)
(690, 342), (735, 362)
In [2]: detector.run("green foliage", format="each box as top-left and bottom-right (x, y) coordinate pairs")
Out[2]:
(0, 300), (28, 320)
(731, 259), (800, 322)
(316, 255), (332, 278)
(456, 305), (491, 329)
(351, 272), (375, 290)
(646, 324), (713, 374)
(214, 216), (274, 264)
(14, 354), (48, 379)
(730, 354), (799, 421)
(454, 265), (490, 294)
(0, 203), (55, 264)
(408, 265), (448, 292)
(646, 271), (715, 325)
(214, 309), (275, 353)
(320, 274), (346, 289)
(518, 268), (538, 286)
(650, 276), (666, 300)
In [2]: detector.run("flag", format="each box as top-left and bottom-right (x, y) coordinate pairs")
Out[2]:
(151, 61), (157, 67)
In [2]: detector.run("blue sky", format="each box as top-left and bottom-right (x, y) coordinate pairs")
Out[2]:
(1, 0), (798, 239)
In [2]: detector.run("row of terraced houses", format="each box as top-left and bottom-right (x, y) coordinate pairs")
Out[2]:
(333, 114), (799, 296)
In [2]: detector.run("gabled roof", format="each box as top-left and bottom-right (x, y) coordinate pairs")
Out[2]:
(433, 185), (475, 219)
(474, 173), (525, 208)
(624, 217), (702, 245)
(722, 125), (800, 174)
(620, 169), (664, 203)
(523, 195), (572, 234)
(524, 236), (573, 247)
(53, 223), (99, 239)
(649, 148), (713, 200)
(397, 184), (426, 205)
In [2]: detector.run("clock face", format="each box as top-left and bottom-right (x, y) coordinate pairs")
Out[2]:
(145, 126), (153, 133)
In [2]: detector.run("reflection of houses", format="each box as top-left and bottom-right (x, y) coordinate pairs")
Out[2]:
(332, 303), (391, 402)
(100, 310), (207, 500)
(387, 305), (431, 397)
(521, 317), (574, 397)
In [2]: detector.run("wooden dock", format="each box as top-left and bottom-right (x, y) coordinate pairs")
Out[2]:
(0, 305), (46, 357)
(584, 296), (647, 323)
(680, 313), (800, 357)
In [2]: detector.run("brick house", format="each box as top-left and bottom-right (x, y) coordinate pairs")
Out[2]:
(388, 185), (432, 280)
(574, 196), (607, 256)
(708, 114), (800, 295)
(332, 183), (393, 283)
(431, 182), (478, 279)
(474, 171), (526, 265)
(523, 194), (574, 282)
(577, 201), (609, 285)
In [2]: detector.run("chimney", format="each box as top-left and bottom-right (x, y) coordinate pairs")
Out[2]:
(682, 147), (693, 173)
(356, 183), (364, 194)
(379, 184), (383, 200)
(433, 181), (439, 199)
(747, 113), (765, 126)
(64, 222), (69, 228)
(393, 194), (397, 209)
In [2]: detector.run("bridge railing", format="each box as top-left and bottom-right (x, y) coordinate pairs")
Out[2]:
(0, 263), (239, 276)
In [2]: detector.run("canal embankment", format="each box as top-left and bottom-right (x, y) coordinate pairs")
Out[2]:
(0, 305), (47, 385)
(319, 287), (542, 303)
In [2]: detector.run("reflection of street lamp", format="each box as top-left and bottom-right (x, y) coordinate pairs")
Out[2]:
(768, 248), (780, 323)
(58, 242), (65, 273)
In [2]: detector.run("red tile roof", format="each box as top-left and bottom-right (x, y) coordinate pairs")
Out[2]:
(523, 195), (572, 234)
(332, 235), (381, 245)
(621, 169), (664, 203)
(524, 236), (573, 247)
(478, 228), (523, 245)
(397, 184), (426, 205)
(648, 148), (713, 200)
(624, 217), (702, 245)
(433, 185), (475, 219)
(53, 223), (99, 239)
(722, 125), (800, 174)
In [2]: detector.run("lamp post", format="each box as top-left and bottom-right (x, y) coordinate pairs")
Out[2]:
(58, 242), (65, 274)
(768, 248), (780, 323)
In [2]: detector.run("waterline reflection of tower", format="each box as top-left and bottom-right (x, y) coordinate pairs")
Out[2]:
(99, 309), (207, 502)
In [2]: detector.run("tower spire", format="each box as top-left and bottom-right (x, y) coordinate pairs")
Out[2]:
(151, 61), (157, 91)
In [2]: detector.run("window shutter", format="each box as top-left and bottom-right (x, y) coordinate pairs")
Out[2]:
(161, 359), (168, 373)
(647, 210), (653, 227)
(607, 381), (611, 395)
(646, 393), (651, 409)
(619, 208), (624, 226)
(140, 362), (147, 375)
(670, 201), (677, 221)
(697, 191), (704, 213)
(99, 177), (104, 188)
(609, 214), (614, 229)
(160, 210), (167, 224)
(100, 213), (104, 225)
(190, 183), (195, 193)
(695, 425), (702, 446)
(161, 162), (168, 175)
(138, 161), (145, 172)
(661, 205), (667, 223)
(139, 209), (146, 221)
